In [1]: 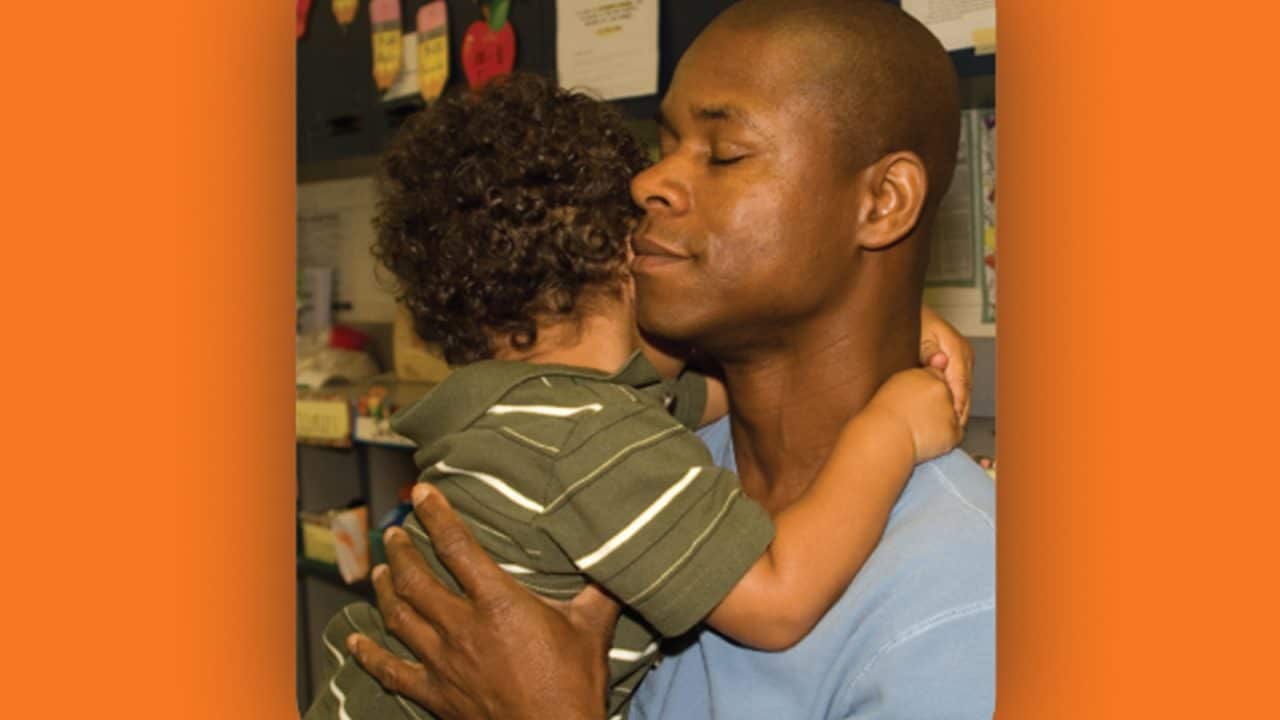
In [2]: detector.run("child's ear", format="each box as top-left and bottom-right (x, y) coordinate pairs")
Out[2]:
(854, 151), (928, 251)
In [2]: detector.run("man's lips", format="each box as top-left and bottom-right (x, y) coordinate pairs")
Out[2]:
(630, 234), (691, 272)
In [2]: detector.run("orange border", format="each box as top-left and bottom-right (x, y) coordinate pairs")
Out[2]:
(165, 4), (297, 716)
(6, 2), (1279, 718)
(997, 2), (1280, 717)
(2, 2), (294, 717)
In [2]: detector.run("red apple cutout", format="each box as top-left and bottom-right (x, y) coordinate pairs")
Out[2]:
(461, 19), (515, 90)
(297, 0), (313, 39)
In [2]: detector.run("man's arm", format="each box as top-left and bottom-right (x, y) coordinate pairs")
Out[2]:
(348, 484), (618, 720)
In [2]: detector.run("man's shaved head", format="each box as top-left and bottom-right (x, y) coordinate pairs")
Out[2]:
(710, 0), (961, 213)
(630, 0), (962, 355)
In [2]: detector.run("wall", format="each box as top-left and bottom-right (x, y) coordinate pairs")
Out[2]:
(297, 175), (399, 326)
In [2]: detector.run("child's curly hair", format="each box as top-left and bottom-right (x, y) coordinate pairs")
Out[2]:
(373, 72), (649, 365)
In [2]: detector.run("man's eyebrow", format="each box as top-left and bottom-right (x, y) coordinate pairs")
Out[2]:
(692, 104), (762, 133)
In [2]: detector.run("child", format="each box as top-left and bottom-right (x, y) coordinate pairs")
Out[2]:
(305, 72), (962, 720)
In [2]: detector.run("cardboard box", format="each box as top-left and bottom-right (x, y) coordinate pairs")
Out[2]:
(299, 505), (370, 582)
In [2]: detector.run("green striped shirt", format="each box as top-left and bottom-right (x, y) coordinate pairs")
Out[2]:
(305, 352), (774, 720)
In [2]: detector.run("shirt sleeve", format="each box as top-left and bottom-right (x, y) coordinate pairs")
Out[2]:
(662, 367), (709, 431)
(536, 404), (773, 638)
(836, 601), (995, 719)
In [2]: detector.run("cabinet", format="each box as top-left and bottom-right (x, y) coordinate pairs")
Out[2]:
(295, 439), (419, 710)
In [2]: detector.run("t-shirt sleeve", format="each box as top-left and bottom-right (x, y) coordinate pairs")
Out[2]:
(536, 405), (773, 637)
(663, 367), (709, 431)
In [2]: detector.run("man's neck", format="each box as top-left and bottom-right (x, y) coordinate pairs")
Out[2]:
(719, 300), (920, 514)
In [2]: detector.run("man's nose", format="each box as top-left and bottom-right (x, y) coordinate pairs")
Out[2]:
(630, 157), (690, 216)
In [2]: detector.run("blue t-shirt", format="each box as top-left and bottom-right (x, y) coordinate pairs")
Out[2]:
(631, 417), (996, 719)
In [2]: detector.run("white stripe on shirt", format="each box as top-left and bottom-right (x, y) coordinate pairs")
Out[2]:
(322, 633), (344, 664)
(575, 467), (702, 570)
(328, 676), (353, 720)
(434, 461), (545, 513)
(546, 425), (685, 511)
(328, 608), (360, 720)
(608, 642), (659, 662)
(487, 402), (603, 417)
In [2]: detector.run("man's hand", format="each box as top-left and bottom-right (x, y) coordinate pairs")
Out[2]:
(919, 305), (975, 425)
(348, 485), (620, 720)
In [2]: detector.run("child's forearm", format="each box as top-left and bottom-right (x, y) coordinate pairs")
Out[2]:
(706, 405), (915, 650)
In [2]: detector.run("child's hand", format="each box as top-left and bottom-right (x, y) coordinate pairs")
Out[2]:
(868, 368), (963, 463)
(919, 305), (974, 425)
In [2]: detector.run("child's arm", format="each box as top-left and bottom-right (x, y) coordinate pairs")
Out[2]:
(920, 304), (975, 423)
(705, 368), (961, 651)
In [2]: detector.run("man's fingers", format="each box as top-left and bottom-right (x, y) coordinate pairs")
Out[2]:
(371, 563), (448, 661)
(346, 633), (443, 709)
(568, 583), (622, 635)
(383, 526), (469, 621)
(346, 632), (423, 692)
(411, 484), (511, 601)
(533, 584), (620, 641)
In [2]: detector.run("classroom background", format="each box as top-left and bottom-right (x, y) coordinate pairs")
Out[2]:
(292, 1), (996, 710)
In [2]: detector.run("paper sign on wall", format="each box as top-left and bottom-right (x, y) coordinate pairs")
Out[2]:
(900, 0), (995, 53)
(556, 0), (659, 101)
(417, 1), (449, 101)
(976, 112), (996, 323)
(332, 0), (359, 28)
(923, 109), (996, 337)
(370, 0), (403, 91)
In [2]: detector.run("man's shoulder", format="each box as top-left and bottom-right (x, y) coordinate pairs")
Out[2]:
(860, 450), (995, 604)
(812, 451), (994, 714)
(631, 448), (994, 720)
(892, 450), (995, 538)
(819, 450), (993, 670)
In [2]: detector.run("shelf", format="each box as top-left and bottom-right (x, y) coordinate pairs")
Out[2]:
(297, 557), (375, 599)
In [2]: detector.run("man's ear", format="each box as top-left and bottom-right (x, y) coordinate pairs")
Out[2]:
(854, 151), (928, 250)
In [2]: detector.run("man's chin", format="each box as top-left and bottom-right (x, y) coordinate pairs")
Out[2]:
(635, 306), (697, 347)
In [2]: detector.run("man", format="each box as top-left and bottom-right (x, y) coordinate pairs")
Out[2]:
(347, 1), (995, 717)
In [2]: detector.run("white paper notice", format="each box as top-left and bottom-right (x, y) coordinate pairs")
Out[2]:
(556, 0), (659, 100)
(924, 110), (995, 338)
(926, 111), (976, 286)
(901, 0), (995, 52)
